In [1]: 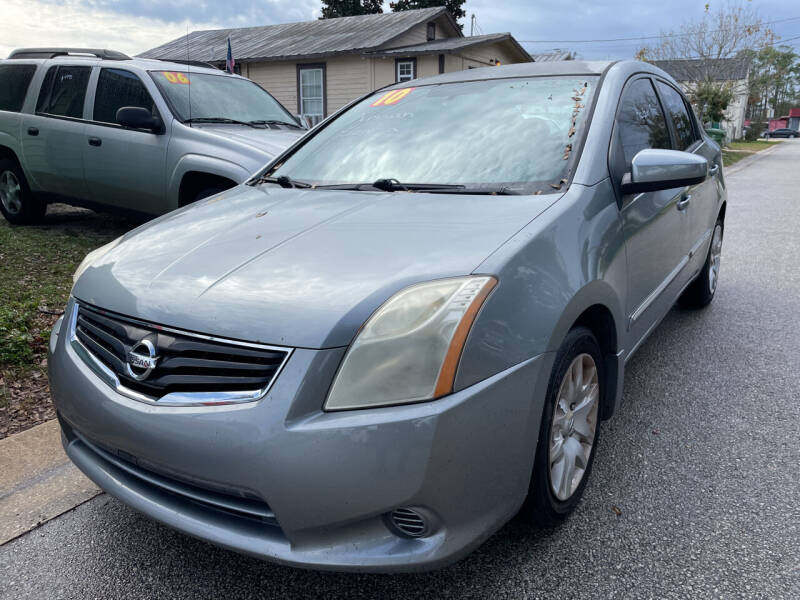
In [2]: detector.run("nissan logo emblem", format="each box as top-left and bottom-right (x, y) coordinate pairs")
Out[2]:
(126, 339), (159, 381)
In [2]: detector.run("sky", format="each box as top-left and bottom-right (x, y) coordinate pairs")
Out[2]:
(1, 0), (798, 60)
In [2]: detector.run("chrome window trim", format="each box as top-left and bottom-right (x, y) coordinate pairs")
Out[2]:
(68, 301), (293, 407)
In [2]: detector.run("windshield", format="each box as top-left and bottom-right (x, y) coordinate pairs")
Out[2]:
(150, 70), (296, 125)
(267, 76), (597, 192)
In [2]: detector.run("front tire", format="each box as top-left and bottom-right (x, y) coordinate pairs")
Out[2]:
(679, 220), (723, 309)
(0, 158), (45, 224)
(521, 327), (603, 528)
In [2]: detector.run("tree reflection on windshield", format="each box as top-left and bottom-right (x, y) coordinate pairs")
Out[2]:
(269, 76), (598, 193)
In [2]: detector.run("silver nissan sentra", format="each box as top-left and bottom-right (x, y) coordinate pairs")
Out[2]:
(48, 60), (725, 572)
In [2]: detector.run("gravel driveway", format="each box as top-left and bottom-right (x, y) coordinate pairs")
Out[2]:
(2, 141), (798, 600)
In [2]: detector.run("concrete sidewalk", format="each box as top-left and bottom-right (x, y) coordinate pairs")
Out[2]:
(0, 419), (100, 544)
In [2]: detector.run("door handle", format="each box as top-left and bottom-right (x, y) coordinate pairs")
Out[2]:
(27, 127), (39, 136)
(88, 137), (102, 147)
(677, 194), (691, 211)
(709, 164), (719, 176)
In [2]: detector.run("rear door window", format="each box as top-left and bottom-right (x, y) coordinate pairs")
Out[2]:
(0, 64), (37, 112)
(93, 68), (157, 124)
(615, 78), (671, 168)
(36, 65), (91, 119)
(657, 82), (697, 151)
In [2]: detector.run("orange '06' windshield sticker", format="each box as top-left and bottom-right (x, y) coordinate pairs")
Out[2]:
(371, 88), (414, 107)
(162, 71), (190, 84)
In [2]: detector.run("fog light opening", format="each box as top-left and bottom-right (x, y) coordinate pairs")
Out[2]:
(387, 507), (430, 538)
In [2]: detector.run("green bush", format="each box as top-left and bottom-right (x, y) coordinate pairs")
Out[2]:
(745, 122), (765, 142)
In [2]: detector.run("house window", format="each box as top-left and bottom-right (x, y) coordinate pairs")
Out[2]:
(297, 64), (325, 125)
(396, 59), (416, 83)
(427, 22), (436, 41)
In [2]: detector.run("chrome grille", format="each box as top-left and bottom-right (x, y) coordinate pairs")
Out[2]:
(70, 302), (291, 405)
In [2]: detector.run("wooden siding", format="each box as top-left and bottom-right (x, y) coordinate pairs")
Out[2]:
(247, 61), (298, 113)
(250, 55), (371, 115)
(378, 14), (460, 50)
(248, 40), (527, 117)
(383, 23), (429, 48)
(326, 55), (371, 112)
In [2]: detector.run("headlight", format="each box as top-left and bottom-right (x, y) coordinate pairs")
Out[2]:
(72, 237), (122, 284)
(325, 276), (497, 411)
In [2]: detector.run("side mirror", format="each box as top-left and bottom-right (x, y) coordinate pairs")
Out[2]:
(621, 149), (708, 194)
(116, 106), (163, 133)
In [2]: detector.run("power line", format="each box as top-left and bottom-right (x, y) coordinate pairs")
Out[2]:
(640, 34), (800, 61)
(518, 15), (800, 44)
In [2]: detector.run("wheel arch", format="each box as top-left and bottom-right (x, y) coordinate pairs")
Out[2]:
(168, 154), (249, 209)
(0, 144), (24, 171)
(178, 171), (238, 207)
(545, 281), (625, 420)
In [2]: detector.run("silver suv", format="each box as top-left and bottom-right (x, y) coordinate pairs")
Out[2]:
(0, 48), (304, 224)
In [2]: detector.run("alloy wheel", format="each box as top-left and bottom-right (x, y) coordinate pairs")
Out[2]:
(549, 353), (599, 501)
(708, 224), (723, 294)
(0, 170), (22, 215)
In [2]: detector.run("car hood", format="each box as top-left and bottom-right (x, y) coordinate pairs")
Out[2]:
(73, 185), (556, 348)
(194, 124), (304, 157)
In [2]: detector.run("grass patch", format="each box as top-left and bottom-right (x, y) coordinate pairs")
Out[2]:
(721, 150), (750, 167)
(0, 205), (142, 437)
(722, 139), (779, 167)
(726, 140), (778, 152)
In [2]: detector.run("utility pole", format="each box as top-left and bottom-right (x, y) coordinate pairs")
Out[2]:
(470, 13), (476, 37)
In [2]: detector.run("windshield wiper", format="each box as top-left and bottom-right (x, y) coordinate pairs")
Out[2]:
(421, 186), (520, 195)
(252, 175), (312, 189)
(184, 117), (261, 129)
(313, 180), (466, 192)
(315, 179), (519, 195)
(249, 119), (304, 129)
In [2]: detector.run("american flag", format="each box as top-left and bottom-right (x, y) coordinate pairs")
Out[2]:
(226, 36), (235, 74)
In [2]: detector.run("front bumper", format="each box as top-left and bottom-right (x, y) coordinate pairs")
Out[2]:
(48, 307), (551, 572)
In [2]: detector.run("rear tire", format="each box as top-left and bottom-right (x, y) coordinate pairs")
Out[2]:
(0, 158), (45, 224)
(679, 219), (723, 309)
(520, 327), (603, 528)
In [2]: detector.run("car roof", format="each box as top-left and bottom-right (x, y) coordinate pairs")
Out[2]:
(384, 60), (616, 90)
(380, 59), (691, 93)
(2, 53), (231, 77)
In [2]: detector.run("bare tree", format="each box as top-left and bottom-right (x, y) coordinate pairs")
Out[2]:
(636, 2), (776, 126)
(636, 2), (776, 64)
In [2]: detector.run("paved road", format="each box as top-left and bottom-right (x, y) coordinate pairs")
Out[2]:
(2, 142), (799, 600)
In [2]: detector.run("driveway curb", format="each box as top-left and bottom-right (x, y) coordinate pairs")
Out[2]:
(0, 419), (100, 545)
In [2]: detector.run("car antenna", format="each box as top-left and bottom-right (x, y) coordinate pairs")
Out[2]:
(186, 24), (192, 127)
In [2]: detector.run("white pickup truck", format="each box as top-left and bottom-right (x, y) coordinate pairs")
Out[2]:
(0, 48), (305, 224)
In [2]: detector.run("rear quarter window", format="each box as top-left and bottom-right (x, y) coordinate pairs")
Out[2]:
(657, 82), (697, 151)
(0, 64), (37, 112)
(36, 65), (91, 119)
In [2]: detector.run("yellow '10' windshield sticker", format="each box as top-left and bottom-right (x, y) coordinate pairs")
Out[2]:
(371, 88), (414, 106)
(161, 71), (190, 84)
